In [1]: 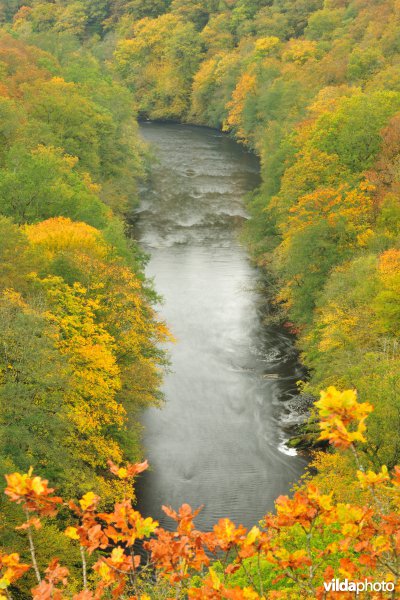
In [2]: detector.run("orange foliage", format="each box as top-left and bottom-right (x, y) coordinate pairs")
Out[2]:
(284, 185), (374, 236)
(0, 34), (53, 98)
(378, 249), (400, 280)
(2, 388), (400, 599)
(5, 469), (62, 519)
(0, 552), (30, 593)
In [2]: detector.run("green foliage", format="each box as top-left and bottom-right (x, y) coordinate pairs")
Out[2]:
(23, 76), (115, 177)
(126, 0), (169, 21)
(0, 98), (22, 164)
(305, 8), (344, 41)
(347, 47), (384, 82)
(310, 91), (400, 172)
(0, 145), (108, 226)
(0, 290), (72, 483)
(301, 253), (400, 468)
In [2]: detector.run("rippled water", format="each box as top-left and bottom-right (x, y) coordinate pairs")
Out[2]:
(132, 123), (307, 530)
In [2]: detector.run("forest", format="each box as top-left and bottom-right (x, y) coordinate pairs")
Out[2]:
(0, 0), (399, 598)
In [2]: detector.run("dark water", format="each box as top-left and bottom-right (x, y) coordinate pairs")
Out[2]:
(133, 122), (307, 531)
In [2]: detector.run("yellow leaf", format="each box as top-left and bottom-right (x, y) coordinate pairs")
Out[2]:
(65, 527), (80, 541)
(79, 492), (97, 511)
(31, 477), (45, 495)
(209, 567), (221, 591)
(117, 468), (128, 479)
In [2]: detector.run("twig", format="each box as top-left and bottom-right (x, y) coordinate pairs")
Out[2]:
(80, 546), (87, 589)
(24, 509), (41, 584)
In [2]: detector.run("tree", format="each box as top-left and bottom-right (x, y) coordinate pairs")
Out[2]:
(24, 217), (170, 499)
(170, 0), (209, 30)
(0, 98), (23, 165)
(309, 91), (400, 172)
(374, 249), (400, 337)
(115, 14), (202, 119)
(0, 290), (72, 483)
(125, 0), (168, 21)
(22, 76), (114, 177)
(0, 145), (108, 227)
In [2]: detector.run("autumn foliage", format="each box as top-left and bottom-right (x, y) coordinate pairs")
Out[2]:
(1, 1), (400, 598)
(0, 388), (399, 599)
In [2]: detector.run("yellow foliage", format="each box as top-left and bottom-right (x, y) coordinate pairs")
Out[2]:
(224, 72), (257, 140)
(79, 492), (99, 511)
(315, 386), (373, 448)
(357, 466), (390, 489)
(64, 526), (79, 540)
(26, 217), (107, 259)
(254, 36), (280, 56)
(282, 39), (318, 64)
(23, 218), (170, 500)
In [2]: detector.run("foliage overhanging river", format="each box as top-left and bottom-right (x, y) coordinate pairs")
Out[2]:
(132, 122), (308, 531)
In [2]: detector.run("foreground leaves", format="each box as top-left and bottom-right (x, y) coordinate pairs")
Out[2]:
(1, 388), (400, 598)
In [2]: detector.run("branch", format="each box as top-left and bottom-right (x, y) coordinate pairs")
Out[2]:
(24, 508), (41, 584)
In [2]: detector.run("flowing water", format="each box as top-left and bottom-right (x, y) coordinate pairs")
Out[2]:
(132, 122), (307, 531)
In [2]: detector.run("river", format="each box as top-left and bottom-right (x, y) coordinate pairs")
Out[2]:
(132, 122), (307, 531)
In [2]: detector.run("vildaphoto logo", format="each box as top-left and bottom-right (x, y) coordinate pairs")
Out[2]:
(324, 579), (395, 594)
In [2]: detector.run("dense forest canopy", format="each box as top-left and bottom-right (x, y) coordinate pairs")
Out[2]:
(0, 0), (399, 598)
(0, 6), (172, 579)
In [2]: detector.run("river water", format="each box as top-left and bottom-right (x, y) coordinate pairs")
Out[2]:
(133, 122), (307, 531)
